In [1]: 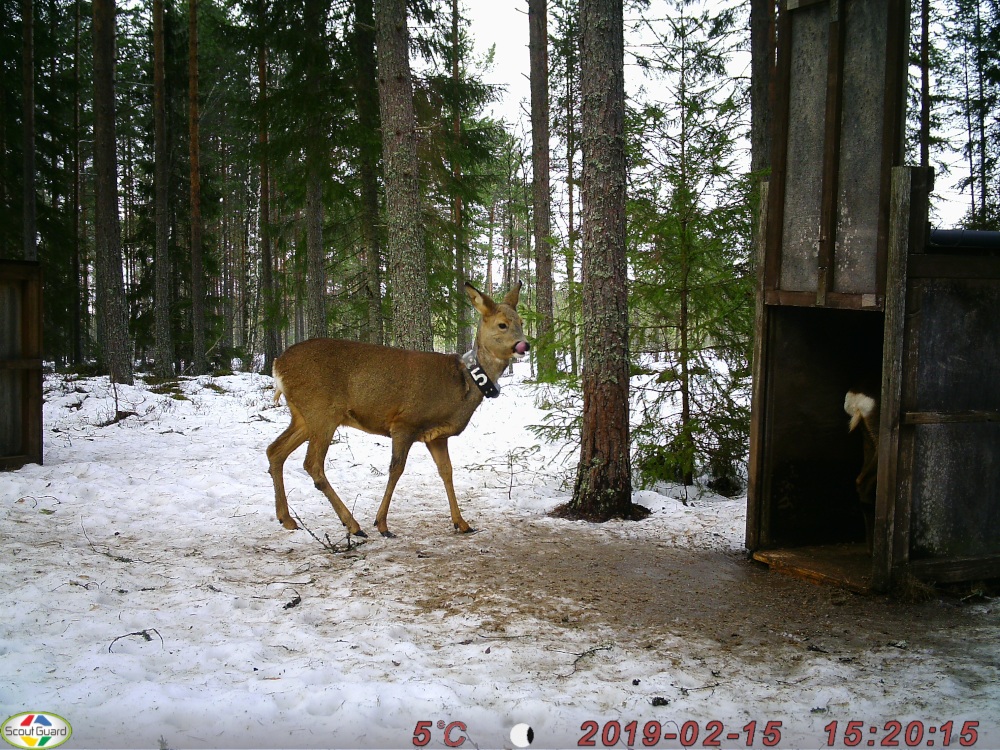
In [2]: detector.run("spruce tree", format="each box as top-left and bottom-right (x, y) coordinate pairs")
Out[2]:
(629, 0), (752, 495)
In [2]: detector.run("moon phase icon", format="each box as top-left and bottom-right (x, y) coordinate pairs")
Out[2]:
(510, 723), (534, 748)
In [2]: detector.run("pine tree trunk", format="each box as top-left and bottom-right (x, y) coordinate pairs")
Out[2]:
(962, 35), (976, 219)
(486, 200), (495, 294)
(354, 0), (384, 345)
(22, 0), (37, 261)
(189, 0), (207, 373)
(305, 169), (326, 338)
(530, 0), (556, 378)
(221, 143), (234, 356)
(452, 0), (470, 355)
(566, 48), (579, 377)
(92, 0), (133, 385)
(919, 0), (930, 168)
(72, 0), (82, 364)
(153, 0), (174, 377)
(679, 223), (694, 486)
(304, 0), (327, 340)
(749, 0), (774, 175)
(375, 0), (432, 351)
(678, 42), (694, 487)
(974, 3), (987, 223)
(257, 1), (279, 374)
(567, 0), (633, 521)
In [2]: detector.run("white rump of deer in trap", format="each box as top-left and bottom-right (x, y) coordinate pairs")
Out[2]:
(844, 388), (879, 551)
(267, 282), (530, 538)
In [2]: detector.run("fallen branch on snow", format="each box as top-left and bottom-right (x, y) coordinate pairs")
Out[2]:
(109, 628), (164, 653)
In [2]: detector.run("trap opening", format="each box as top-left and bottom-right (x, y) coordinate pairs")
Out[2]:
(750, 306), (883, 591)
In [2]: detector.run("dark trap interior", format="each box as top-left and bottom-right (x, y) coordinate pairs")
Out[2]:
(760, 306), (884, 550)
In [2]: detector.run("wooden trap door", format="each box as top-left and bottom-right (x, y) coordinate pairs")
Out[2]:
(0, 261), (43, 470)
(765, 0), (908, 311)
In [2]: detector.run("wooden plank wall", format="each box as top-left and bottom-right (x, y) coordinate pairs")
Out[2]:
(903, 267), (1000, 579)
(765, 0), (906, 311)
(0, 261), (43, 470)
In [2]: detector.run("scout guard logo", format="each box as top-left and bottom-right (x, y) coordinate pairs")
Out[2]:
(2, 713), (72, 749)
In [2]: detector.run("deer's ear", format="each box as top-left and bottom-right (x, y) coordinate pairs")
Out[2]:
(502, 280), (522, 308)
(464, 282), (496, 315)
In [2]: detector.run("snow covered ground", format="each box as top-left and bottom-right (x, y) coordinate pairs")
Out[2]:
(2, 364), (998, 749)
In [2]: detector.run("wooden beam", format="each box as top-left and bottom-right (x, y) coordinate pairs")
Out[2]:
(903, 411), (1000, 425)
(908, 254), (1000, 280)
(816, 0), (845, 305)
(764, 289), (882, 309)
(0, 358), (44, 371)
(753, 545), (873, 594)
(908, 555), (1000, 584)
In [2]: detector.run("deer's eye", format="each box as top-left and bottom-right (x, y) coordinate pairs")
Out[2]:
(498, 322), (508, 330)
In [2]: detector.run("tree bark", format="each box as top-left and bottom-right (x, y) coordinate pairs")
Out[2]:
(153, 0), (174, 377)
(919, 0), (929, 168)
(189, 0), (208, 373)
(973, 3), (986, 223)
(354, 0), (384, 345)
(92, 0), (133, 385)
(566, 0), (633, 520)
(304, 0), (327, 340)
(452, 0), (471, 354)
(72, 0), (82, 364)
(559, 3), (580, 377)
(375, 0), (432, 351)
(678, 218), (694, 486)
(305, 169), (326, 338)
(529, 0), (556, 378)
(749, 0), (774, 175)
(22, 0), (37, 261)
(257, 0), (279, 373)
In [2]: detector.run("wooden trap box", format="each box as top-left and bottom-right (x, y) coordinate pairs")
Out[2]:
(746, 0), (1000, 592)
(0, 260), (43, 470)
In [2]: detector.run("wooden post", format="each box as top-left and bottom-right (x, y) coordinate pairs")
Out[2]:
(873, 166), (932, 591)
(872, 168), (910, 591)
(747, 181), (770, 550)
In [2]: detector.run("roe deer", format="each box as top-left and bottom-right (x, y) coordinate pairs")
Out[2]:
(267, 282), (529, 538)
(844, 389), (879, 551)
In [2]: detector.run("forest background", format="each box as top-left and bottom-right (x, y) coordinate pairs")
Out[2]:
(2, 0), (998, 497)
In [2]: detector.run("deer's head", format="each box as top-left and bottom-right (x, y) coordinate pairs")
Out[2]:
(465, 281), (530, 364)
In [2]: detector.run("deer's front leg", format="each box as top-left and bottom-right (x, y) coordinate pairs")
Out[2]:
(427, 438), (474, 533)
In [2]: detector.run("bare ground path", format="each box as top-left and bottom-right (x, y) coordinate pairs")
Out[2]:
(341, 514), (999, 725)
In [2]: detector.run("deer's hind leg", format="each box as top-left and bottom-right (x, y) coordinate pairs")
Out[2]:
(373, 429), (417, 538)
(302, 416), (366, 537)
(267, 405), (308, 530)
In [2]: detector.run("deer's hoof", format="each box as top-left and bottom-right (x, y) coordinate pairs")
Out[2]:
(352, 529), (368, 538)
(455, 524), (477, 535)
(380, 529), (397, 539)
(279, 518), (299, 531)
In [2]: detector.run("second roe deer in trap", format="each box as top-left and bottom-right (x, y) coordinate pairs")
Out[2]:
(267, 282), (529, 538)
(845, 388), (879, 552)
